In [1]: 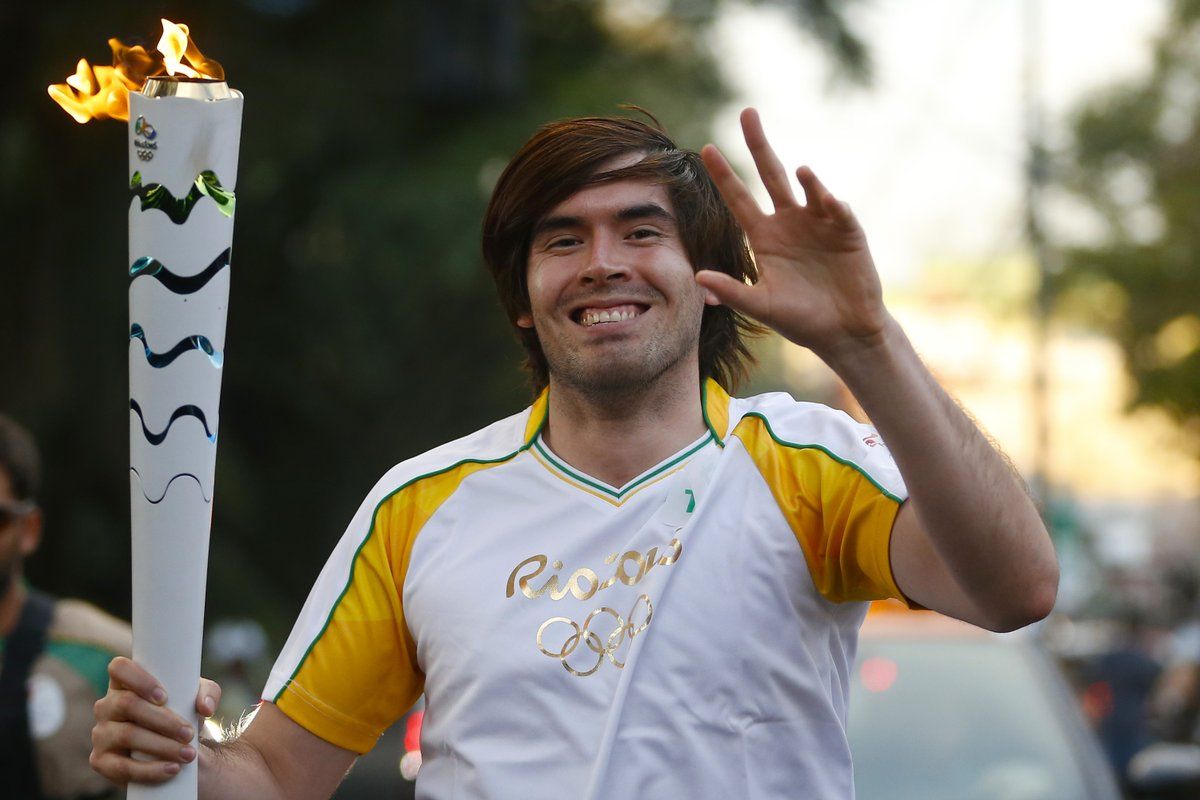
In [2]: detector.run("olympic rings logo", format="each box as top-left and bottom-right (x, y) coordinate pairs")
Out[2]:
(536, 594), (653, 677)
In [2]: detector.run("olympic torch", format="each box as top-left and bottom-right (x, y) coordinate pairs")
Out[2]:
(51, 21), (241, 800)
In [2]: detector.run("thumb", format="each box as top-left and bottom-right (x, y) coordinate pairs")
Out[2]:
(197, 678), (222, 718)
(695, 270), (762, 317)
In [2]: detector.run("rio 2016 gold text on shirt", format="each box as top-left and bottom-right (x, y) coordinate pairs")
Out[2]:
(505, 538), (682, 602)
(506, 538), (682, 676)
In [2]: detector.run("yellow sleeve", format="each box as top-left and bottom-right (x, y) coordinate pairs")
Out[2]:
(271, 458), (504, 753)
(272, 489), (425, 753)
(735, 412), (907, 604)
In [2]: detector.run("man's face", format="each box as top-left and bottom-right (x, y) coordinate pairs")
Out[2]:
(519, 167), (710, 395)
(0, 468), (39, 596)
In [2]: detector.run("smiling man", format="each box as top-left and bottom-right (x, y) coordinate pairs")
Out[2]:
(92, 110), (1059, 799)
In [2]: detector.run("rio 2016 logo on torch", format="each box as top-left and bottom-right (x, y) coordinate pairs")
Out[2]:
(133, 116), (158, 161)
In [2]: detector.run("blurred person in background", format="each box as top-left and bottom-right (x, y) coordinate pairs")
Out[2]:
(1085, 603), (1161, 785)
(1152, 572), (1200, 744)
(91, 110), (1058, 799)
(0, 414), (131, 799)
(203, 619), (269, 726)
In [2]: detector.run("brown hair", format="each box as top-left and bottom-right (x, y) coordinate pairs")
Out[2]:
(481, 112), (764, 395)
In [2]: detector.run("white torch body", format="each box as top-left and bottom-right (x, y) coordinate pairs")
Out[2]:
(127, 81), (242, 800)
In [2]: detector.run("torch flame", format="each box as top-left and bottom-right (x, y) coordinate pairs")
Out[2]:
(48, 20), (225, 123)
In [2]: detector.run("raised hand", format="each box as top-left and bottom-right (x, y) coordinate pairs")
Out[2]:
(697, 108), (889, 361)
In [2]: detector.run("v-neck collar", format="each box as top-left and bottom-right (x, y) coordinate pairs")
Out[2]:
(520, 378), (731, 507)
(532, 429), (714, 505)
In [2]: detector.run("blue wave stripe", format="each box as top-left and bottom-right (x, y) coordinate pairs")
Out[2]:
(129, 324), (223, 368)
(130, 249), (231, 295)
(130, 467), (212, 504)
(129, 399), (217, 445)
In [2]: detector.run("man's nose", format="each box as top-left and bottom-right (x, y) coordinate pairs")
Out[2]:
(579, 236), (630, 284)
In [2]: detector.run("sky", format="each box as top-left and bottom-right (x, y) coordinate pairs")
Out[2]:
(708, 1), (1200, 524)
(711, 0), (1169, 286)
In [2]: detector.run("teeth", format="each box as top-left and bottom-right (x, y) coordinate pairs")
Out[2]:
(581, 306), (641, 326)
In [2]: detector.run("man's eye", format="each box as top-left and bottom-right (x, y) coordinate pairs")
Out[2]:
(629, 229), (662, 240)
(547, 237), (580, 249)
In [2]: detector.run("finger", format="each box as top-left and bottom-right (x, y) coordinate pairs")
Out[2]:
(90, 749), (183, 786)
(695, 270), (768, 321)
(700, 143), (765, 230)
(829, 198), (857, 230)
(94, 719), (197, 763)
(796, 165), (835, 217)
(107, 657), (166, 705)
(740, 107), (797, 212)
(197, 678), (222, 717)
(98, 689), (194, 743)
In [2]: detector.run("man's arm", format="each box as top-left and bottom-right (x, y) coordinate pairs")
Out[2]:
(92, 656), (357, 800)
(201, 702), (357, 800)
(824, 319), (1057, 630)
(696, 108), (1058, 632)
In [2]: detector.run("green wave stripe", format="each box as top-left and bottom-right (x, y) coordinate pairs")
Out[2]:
(129, 170), (236, 223)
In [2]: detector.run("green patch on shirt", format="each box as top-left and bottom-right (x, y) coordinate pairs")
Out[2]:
(45, 640), (115, 698)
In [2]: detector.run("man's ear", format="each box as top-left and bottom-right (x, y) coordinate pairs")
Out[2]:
(516, 313), (534, 329)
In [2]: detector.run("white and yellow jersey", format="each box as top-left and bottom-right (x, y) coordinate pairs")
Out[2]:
(264, 380), (910, 799)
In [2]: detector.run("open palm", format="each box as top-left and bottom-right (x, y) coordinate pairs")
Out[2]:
(696, 108), (889, 359)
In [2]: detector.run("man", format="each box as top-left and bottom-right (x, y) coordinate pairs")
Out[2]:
(0, 414), (131, 799)
(91, 109), (1058, 798)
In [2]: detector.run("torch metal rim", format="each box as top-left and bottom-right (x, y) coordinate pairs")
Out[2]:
(141, 77), (234, 101)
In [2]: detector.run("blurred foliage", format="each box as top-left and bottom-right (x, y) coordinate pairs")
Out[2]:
(1056, 0), (1200, 450)
(0, 0), (868, 641)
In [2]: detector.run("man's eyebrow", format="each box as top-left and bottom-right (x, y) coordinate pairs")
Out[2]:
(531, 203), (676, 240)
(616, 202), (674, 223)
(531, 215), (582, 239)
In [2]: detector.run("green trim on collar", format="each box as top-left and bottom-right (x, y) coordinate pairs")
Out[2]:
(533, 431), (714, 500)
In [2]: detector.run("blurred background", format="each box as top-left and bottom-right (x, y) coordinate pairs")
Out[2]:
(4, 0), (1200, 796)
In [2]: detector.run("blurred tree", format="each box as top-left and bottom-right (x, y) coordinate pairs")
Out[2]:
(1056, 0), (1200, 453)
(1, 0), (870, 640)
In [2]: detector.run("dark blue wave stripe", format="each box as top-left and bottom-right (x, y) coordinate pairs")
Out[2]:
(129, 399), (217, 445)
(130, 467), (212, 504)
(130, 248), (231, 295)
(129, 324), (223, 368)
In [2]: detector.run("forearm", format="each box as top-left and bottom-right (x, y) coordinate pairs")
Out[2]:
(199, 737), (288, 800)
(820, 315), (1058, 625)
(199, 701), (356, 800)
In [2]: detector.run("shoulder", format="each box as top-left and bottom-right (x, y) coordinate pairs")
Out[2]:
(369, 404), (535, 504)
(40, 598), (131, 700)
(47, 598), (131, 657)
(728, 390), (906, 500)
(729, 389), (875, 454)
(344, 403), (539, 542)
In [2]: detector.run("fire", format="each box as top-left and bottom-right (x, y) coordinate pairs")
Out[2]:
(48, 19), (224, 123)
(157, 20), (223, 80)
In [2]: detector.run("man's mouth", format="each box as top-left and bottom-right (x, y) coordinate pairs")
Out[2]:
(575, 304), (647, 327)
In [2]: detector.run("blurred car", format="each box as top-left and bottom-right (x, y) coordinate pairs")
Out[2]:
(347, 604), (1200, 799)
(849, 602), (1123, 800)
